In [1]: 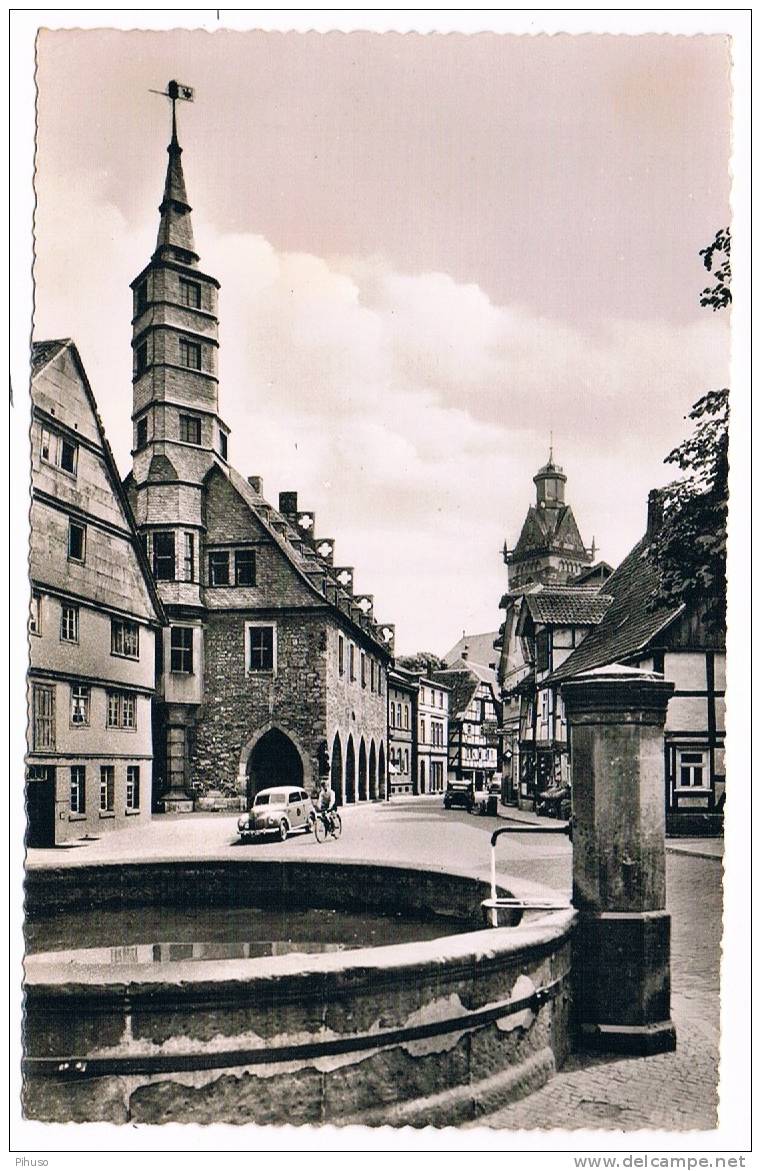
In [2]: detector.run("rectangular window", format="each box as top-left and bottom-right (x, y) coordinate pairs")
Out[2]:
(136, 281), (148, 313)
(41, 427), (78, 476)
(70, 766), (85, 814)
(389, 702), (395, 728)
(179, 278), (202, 308)
(349, 644), (356, 682)
(111, 618), (140, 659)
(183, 532), (195, 582)
(70, 684), (90, 726)
(678, 750), (707, 788)
(60, 604), (79, 643)
(338, 635), (344, 676)
(361, 651), (367, 688)
(152, 531), (175, 580)
(67, 520), (86, 563)
(106, 690), (138, 729)
(136, 340), (148, 376)
(126, 765), (140, 810)
(136, 415), (148, 449)
(122, 693), (136, 729)
(179, 338), (202, 370)
(170, 626), (194, 674)
(420, 718), (425, 743)
(235, 548), (255, 586)
(404, 705), (409, 730)
(180, 414), (202, 445)
(29, 593), (41, 636)
(100, 766), (115, 813)
(32, 684), (56, 750)
(248, 624), (275, 672)
(370, 660), (375, 692)
(218, 430), (228, 460)
(208, 550), (230, 585)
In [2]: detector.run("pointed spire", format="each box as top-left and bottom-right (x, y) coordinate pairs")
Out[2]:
(154, 101), (198, 264)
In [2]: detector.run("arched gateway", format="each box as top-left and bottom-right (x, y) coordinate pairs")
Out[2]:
(243, 727), (306, 806)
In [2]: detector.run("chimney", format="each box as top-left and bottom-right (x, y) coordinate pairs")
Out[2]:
(279, 491), (298, 515)
(646, 489), (664, 540)
(248, 475), (263, 495)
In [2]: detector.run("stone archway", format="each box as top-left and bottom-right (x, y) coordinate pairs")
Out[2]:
(369, 741), (377, 801)
(241, 725), (308, 806)
(345, 736), (356, 804)
(358, 739), (368, 802)
(331, 733), (344, 806)
(378, 742), (386, 800)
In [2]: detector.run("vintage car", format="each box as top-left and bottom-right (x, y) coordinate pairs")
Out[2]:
(237, 786), (316, 842)
(443, 779), (477, 812)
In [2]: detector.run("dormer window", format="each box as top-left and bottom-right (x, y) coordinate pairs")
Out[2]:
(179, 338), (202, 370)
(180, 414), (201, 445)
(180, 278), (202, 309)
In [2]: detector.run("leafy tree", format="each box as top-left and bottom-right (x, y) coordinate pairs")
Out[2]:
(650, 231), (730, 630)
(699, 227), (731, 312)
(395, 651), (447, 673)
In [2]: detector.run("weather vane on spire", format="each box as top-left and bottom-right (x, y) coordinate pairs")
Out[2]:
(149, 79), (195, 139)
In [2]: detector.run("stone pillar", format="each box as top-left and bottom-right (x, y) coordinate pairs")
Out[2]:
(561, 664), (676, 1055)
(160, 705), (195, 813)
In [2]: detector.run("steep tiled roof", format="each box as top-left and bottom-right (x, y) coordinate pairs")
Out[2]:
(223, 465), (393, 656)
(512, 503), (587, 557)
(548, 535), (683, 683)
(31, 339), (68, 376)
(524, 588), (613, 625)
(431, 668), (480, 719)
(443, 630), (500, 668)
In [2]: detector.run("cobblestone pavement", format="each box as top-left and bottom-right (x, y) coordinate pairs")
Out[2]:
(25, 797), (724, 1134)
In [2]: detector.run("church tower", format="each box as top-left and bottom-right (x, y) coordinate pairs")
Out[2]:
(503, 449), (594, 589)
(129, 86), (229, 610)
(126, 84), (228, 810)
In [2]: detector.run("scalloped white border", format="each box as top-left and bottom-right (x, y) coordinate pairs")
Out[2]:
(8, 8), (750, 1163)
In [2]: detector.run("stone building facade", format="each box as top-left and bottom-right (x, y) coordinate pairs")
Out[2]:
(27, 340), (164, 845)
(123, 101), (393, 811)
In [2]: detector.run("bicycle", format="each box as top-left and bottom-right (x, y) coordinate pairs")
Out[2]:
(313, 809), (342, 843)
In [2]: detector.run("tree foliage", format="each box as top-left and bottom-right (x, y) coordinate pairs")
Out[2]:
(395, 651), (447, 673)
(650, 231), (730, 630)
(699, 227), (731, 312)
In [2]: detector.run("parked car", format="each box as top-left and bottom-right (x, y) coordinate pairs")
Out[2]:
(536, 783), (571, 820)
(237, 786), (316, 842)
(475, 779), (502, 817)
(443, 779), (476, 812)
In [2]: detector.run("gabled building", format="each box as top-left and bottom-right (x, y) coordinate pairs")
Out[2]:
(27, 339), (165, 845)
(549, 492), (726, 834)
(502, 585), (612, 806)
(123, 96), (394, 811)
(433, 655), (501, 796)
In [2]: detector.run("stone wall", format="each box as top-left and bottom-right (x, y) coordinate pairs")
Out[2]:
(23, 859), (576, 1127)
(192, 609), (329, 798)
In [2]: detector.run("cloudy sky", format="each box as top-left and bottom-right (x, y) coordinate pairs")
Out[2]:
(32, 28), (731, 655)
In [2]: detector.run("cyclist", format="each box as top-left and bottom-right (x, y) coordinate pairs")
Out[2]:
(316, 776), (337, 833)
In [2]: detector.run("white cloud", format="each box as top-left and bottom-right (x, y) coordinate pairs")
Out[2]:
(32, 190), (730, 654)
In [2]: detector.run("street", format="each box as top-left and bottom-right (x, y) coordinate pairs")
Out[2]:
(26, 796), (723, 1132)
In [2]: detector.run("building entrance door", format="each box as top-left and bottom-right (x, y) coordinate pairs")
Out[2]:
(25, 766), (56, 847)
(246, 730), (304, 806)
